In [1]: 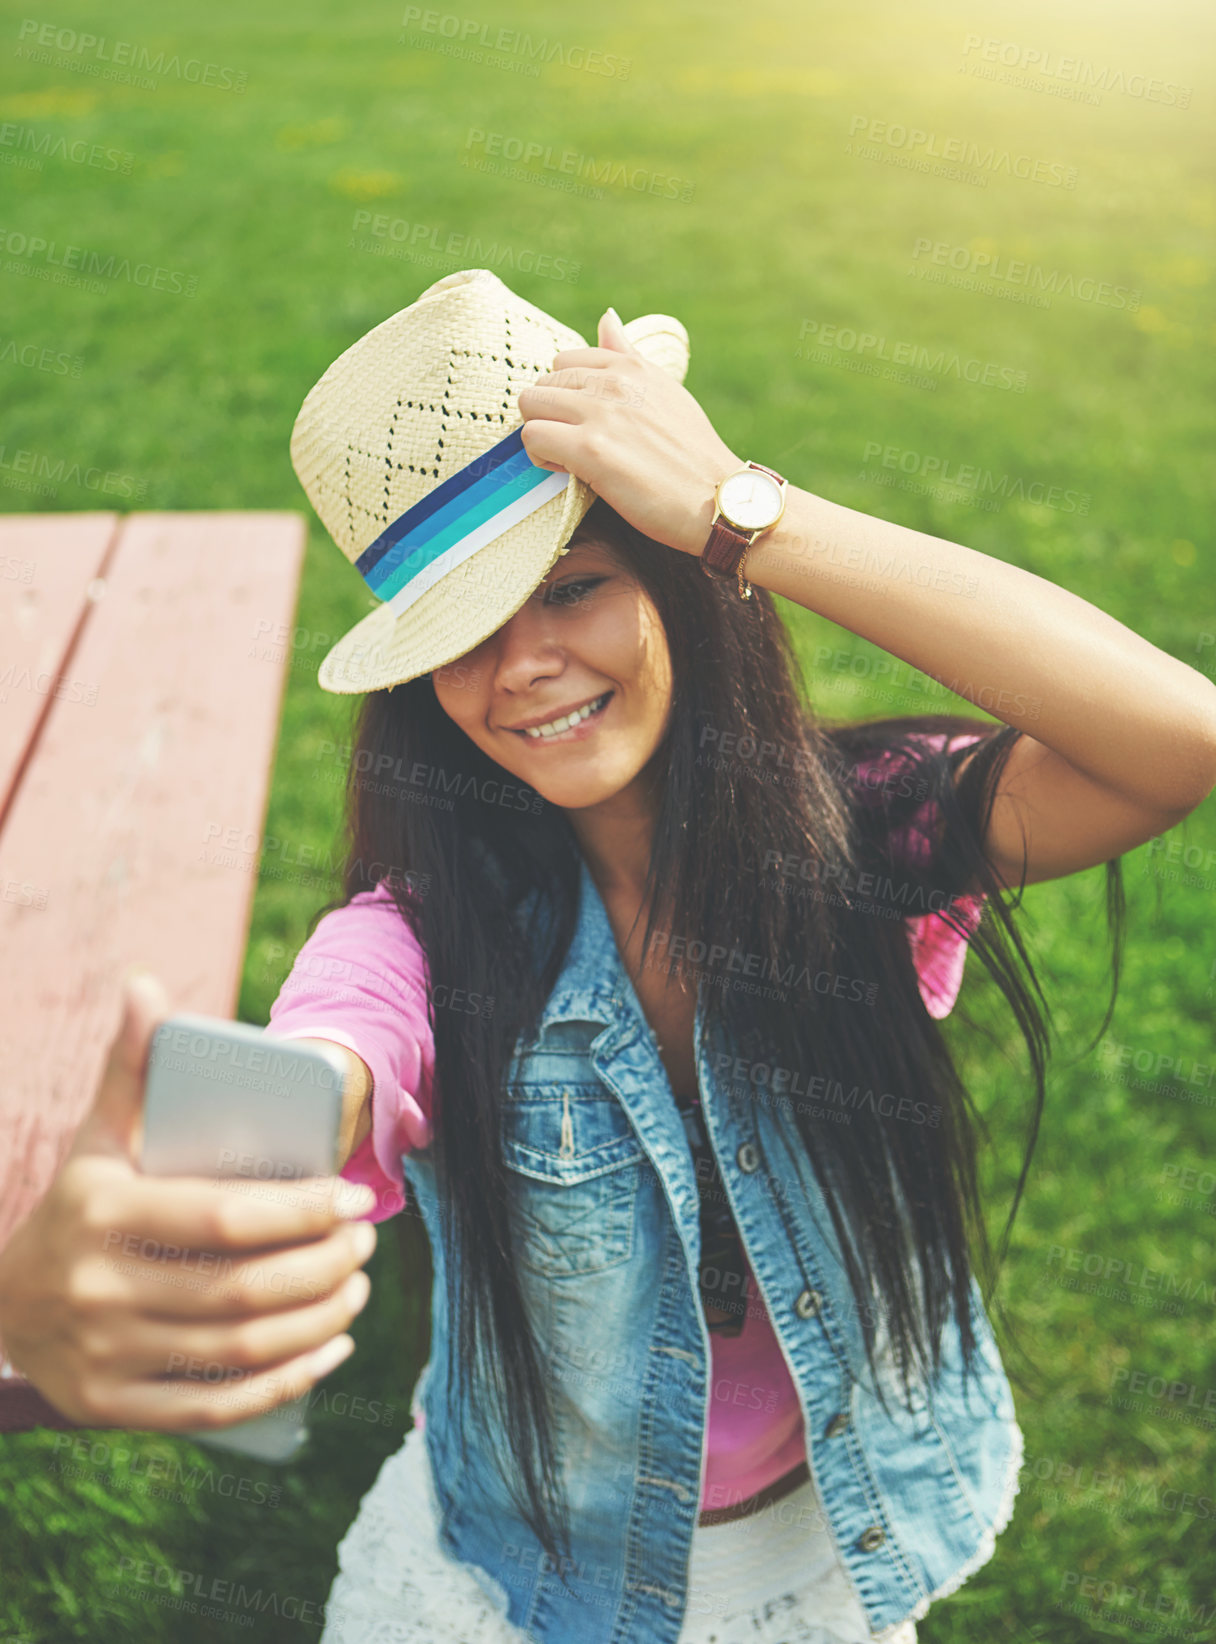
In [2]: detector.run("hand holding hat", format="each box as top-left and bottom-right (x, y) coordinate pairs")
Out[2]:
(517, 306), (742, 561)
(289, 269), (719, 694)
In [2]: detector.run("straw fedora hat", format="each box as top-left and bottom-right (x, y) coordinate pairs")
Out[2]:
(289, 268), (690, 695)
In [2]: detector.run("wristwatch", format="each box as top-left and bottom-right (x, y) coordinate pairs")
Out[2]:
(700, 461), (788, 600)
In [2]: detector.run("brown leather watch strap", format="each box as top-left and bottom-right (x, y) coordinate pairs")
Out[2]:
(700, 517), (752, 582)
(699, 462), (788, 592)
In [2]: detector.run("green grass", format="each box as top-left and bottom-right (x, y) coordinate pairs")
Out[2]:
(1, 0), (1214, 1636)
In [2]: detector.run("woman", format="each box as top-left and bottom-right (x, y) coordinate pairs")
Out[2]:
(261, 271), (1216, 1642)
(4, 268), (1211, 1641)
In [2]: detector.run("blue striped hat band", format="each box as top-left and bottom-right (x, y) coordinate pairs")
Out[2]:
(353, 425), (568, 621)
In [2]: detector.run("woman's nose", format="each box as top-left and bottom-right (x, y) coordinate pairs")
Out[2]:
(490, 601), (566, 681)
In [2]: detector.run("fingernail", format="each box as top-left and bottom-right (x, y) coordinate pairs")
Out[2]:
(336, 1182), (377, 1218)
(310, 1334), (355, 1380)
(343, 1270), (372, 1310)
(605, 306), (621, 325)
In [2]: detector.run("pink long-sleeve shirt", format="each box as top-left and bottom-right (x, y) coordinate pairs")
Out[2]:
(265, 735), (987, 1511)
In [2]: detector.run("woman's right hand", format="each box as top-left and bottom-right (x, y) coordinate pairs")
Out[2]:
(0, 968), (378, 1432)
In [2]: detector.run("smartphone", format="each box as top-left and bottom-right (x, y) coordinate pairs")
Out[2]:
(140, 1012), (349, 1463)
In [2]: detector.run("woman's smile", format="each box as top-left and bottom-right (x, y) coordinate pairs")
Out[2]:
(506, 690), (615, 745)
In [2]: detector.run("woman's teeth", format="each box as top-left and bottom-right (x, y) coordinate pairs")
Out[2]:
(521, 691), (612, 739)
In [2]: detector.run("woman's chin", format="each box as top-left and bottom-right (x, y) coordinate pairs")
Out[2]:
(532, 779), (624, 812)
(520, 761), (639, 812)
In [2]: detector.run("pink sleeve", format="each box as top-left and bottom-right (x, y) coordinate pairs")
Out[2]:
(860, 732), (988, 1021)
(902, 895), (985, 1020)
(264, 880), (435, 1221)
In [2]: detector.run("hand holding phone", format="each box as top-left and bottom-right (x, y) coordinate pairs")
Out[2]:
(139, 1008), (360, 1460)
(0, 969), (377, 1455)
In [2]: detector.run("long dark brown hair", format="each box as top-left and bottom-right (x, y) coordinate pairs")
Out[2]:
(311, 498), (1125, 1575)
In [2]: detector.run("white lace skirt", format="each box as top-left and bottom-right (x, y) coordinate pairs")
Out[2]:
(319, 1423), (919, 1644)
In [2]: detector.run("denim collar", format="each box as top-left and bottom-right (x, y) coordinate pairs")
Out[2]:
(535, 853), (633, 1033)
(532, 851), (709, 1245)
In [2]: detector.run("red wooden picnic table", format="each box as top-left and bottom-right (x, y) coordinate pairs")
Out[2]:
(0, 509), (306, 1427)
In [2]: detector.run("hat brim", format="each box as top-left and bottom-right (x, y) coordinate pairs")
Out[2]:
(315, 311), (689, 695)
(317, 471), (597, 694)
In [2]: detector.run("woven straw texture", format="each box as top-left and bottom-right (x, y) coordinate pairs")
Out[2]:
(288, 268), (689, 694)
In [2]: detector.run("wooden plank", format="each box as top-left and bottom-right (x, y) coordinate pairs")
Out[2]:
(0, 511), (306, 1257)
(0, 513), (120, 823)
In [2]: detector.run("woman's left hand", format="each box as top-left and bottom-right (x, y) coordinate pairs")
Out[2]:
(516, 308), (742, 559)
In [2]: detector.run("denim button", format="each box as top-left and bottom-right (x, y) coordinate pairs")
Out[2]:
(736, 1142), (760, 1173)
(794, 1287), (823, 1319)
(858, 1525), (886, 1552)
(825, 1411), (849, 1438)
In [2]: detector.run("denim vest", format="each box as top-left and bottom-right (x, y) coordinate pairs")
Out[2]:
(402, 854), (1023, 1642)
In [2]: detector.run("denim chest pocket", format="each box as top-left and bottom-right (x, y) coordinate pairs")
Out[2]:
(501, 1067), (647, 1278)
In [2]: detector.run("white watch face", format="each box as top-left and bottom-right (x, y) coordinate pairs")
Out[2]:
(719, 469), (783, 531)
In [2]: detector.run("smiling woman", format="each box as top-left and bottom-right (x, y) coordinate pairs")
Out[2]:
(233, 265), (1216, 1644)
(271, 477), (1089, 1644)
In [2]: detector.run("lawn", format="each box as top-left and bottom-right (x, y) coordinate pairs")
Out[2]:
(1, 0), (1213, 1637)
